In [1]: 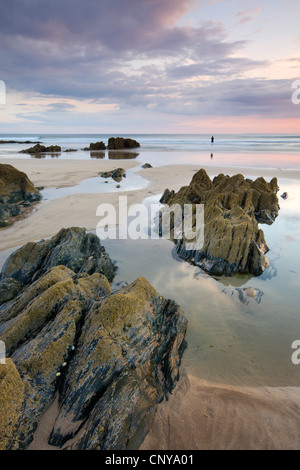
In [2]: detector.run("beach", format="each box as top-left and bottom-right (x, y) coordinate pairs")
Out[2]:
(0, 136), (300, 450)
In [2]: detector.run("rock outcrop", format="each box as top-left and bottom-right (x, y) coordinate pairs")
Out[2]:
(0, 228), (187, 450)
(159, 169), (280, 276)
(83, 142), (106, 151)
(0, 164), (42, 227)
(20, 144), (61, 154)
(107, 137), (140, 150)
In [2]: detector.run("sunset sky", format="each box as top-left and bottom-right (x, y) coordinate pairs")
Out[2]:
(0, 0), (299, 133)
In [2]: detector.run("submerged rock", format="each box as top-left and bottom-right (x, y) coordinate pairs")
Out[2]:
(107, 137), (140, 150)
(20, 144), (61, 154)
(0, 164), (42, 227)
(159, 169), (280, 277)
(0, 229), (187, 450)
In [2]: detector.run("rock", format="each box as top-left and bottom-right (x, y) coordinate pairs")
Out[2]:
(49, 277), (187, 450)
(99, 168), (126, 182)
(63, 149), (78, 153)
(0, 227), (116, 286)
(0, 235), (187, 450)
(281, 192), (288, 200)
(0, 164), (42, 227)
(83, 142), (106, 151)
(107, 137), (140, 150)
(0, 140), (40, 144)
(0, 359), (25, 450)
(20, 144), (61, 154)
(0, 278), (23, 306)
(141, 163), (153, 169)
(158, 169), (280, 277)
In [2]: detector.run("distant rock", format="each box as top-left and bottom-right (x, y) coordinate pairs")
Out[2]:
(0, 228), (187, 450)
(0, 164), (42, 227)
(0, 140), (40, 144)
(63, 148), (78, 153)
(280, 192), (288, 200)
(20, 144), (61, 154)
(141, 163), (153, 169)
(107, 137), (140, 150)
(158, 169), (280, 277)
(83, 142), (106, 151)
(99, 168), (126, 182)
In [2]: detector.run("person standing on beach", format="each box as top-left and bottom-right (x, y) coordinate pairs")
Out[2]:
(211, 136), (214, 143)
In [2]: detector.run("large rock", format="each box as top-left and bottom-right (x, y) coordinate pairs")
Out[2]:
(20, 144), (61, 154)
(83, 141), (106, 151)
(0, 227), (116, 286)
(0, 164), (42, 227)
(107, 137), (140, 150)
(0, 230), (187, 450)
(159, 169), (280, 276)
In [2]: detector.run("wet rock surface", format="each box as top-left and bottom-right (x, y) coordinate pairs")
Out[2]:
(0, 164), (42, 227)
(0, 228), (187, 450)
(159, 169), (280, 277)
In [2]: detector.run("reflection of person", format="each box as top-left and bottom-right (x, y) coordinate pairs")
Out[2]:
(211, 136), (214, 143)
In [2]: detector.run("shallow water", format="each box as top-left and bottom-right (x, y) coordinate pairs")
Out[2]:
(100, 181), (300, 388)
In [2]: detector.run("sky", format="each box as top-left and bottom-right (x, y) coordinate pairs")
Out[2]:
(0, 0), (299, 134)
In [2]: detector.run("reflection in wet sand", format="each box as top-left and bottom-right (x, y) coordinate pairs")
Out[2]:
(31, 153), (61, 159)
(108, 150), (139, 159)
(90, 151), (105, 159)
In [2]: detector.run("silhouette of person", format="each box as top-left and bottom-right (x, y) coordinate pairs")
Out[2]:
(211, 136), (214, 143)
(210, 153), (213, 159)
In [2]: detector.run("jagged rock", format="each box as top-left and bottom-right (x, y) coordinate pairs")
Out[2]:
(0, 164), (42, 227)
(99, 168), (126, 182)
(0, 227), (116, 286)
(0, 243), (187, 450)
(158, 169), (280, 277)
(83, 142), (106, 151)
(20, 144), (61, 154)
(141, 163), (153, 169)
(107, 137), (140, 150)
(49, 277), (187, 450)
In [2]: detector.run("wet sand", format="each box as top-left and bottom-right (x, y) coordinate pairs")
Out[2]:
(141, 372), (300, 450)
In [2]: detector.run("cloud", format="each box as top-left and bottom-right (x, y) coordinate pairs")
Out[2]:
(0, 0), (298, 131)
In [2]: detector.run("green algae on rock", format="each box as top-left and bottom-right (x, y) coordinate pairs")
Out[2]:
(159, 169), (280, 277)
